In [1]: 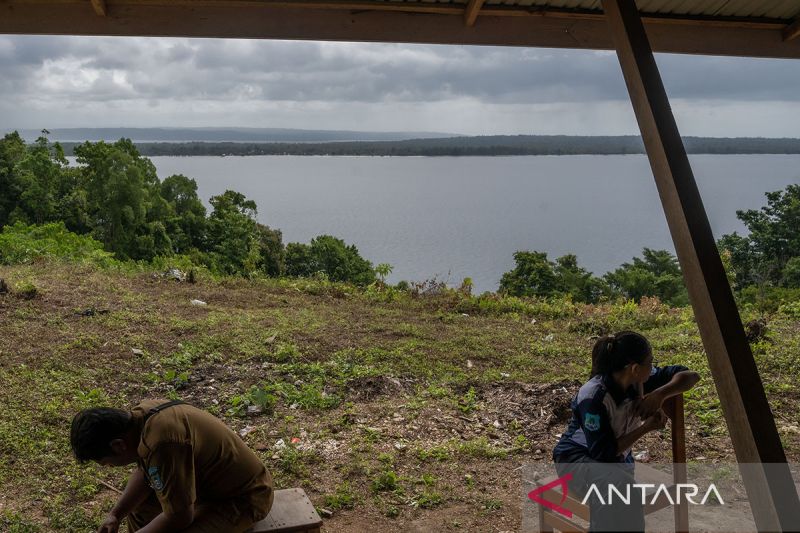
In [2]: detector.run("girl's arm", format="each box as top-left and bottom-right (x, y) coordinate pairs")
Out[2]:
(637, 370), (700, 418)
(616, 410), (667, 455)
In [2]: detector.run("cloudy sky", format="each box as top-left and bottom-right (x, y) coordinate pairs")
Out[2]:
(2, 35), (800, 136)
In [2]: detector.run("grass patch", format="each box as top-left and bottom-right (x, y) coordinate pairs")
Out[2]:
(324, 482), (357, 511)
(371, 470), (401, 493)
(458, 437), (509, 460)
(2, 261), (800, 530)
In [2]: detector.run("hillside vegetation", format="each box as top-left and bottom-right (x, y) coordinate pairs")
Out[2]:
(2, 130), (800, 531)
(2, 260), (800, 531)
(55, 135), (800, 157)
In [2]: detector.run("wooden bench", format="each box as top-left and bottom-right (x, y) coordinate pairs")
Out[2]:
(537, 394), (689, 533)
(247, 488), (323, 533)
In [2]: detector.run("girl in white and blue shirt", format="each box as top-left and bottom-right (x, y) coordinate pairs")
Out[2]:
(552, 331), (699, 532)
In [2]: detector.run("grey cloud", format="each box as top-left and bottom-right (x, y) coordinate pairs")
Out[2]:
(658, 54), (800, 101)
(0, 34), (799, 131)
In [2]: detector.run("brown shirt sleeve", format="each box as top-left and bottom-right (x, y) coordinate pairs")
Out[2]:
(144, 442), (196, 515)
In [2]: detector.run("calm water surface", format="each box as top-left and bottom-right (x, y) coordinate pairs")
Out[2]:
(144, 155), (800, 292)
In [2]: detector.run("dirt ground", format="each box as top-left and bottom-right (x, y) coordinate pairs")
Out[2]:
(1, 262), (798, 532)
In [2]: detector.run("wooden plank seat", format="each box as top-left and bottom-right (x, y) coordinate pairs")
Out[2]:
(537, 395), (688, 533)
(247, 488), (323, 533)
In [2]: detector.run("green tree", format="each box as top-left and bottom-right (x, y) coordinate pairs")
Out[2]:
(499, 251), (560, 298)
(57, 168), (92, 235)
(603, 248), (688, 306)
(554, 254), (610, 303)
(499, 251), (608, 302)
(254, 223), (284, 277)
(719, 185), (800, 289)
(0, 131), (72, 228)
(74, 139), (172, 260)
(284, 235), (376, 286)
(160, 174), (207, 253)
(205, 190), (259, 275)
(717, 233), (758, 290)
(374, 263), (393, 284)
(0, 132), (27, 227)
(285, 242), (314, 277)
(782, 256), (800, 288)
(0, 133), (287, 276)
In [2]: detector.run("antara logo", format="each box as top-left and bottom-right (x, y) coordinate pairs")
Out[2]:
(528, 473), (724, 518)
(582, 483), (724, 506)
(528, 473), (574, 518)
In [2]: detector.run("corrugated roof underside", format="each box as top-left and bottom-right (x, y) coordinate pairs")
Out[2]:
(383, 0), (800, 20)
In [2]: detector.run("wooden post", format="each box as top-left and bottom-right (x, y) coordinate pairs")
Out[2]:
(668, 395), (688, 533)
(601, 1), (800, 531)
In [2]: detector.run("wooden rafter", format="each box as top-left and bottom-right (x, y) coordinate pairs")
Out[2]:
(464, 0), (486, 27)
(784, 18), (800, 41)
(90, 0), (106, 16)
(2, 1), (800, 59)
(603, 0), (800, 530)
(27, 0), (788, 30)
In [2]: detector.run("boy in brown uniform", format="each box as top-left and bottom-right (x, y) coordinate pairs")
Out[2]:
(70, 400), (273, 533)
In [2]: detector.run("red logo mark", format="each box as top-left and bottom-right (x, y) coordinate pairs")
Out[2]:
(528, 473), (573, 518)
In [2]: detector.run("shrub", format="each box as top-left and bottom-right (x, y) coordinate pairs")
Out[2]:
(13, 280), (38, 300)
(324, 482), (356, 510)
(413, 491), (443, 509)
(457, 387), (479, 414)
(254, 380), (339, 411)
(454, 292), (578, 319)
(499, 251), (609, 303)
(604, 248), (688, 307)
(145, 254), (212, 280)
(739, 285), (800, 314)
(285, 235), (376, 286)
(779, 300), (800, 319)
(228, 385), (277, 417)
(371, 470), (400, 493)
(719, 184), (800, 289)
(782, 257), (800, 288)
(0, 222), (118, 267)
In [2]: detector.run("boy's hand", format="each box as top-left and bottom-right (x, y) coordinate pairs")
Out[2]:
(644, 409), (668, 432)
(97, 512), (120, 533)
(635, 391), (665, 419)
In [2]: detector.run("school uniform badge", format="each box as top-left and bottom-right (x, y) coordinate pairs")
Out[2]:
(147, 466), (164, 491)
(584, 412), (601, 432)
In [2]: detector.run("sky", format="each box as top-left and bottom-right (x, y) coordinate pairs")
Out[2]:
(2, 35), (800, 137)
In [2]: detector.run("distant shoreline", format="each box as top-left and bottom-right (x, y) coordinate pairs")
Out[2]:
(56, 135), (800, 157)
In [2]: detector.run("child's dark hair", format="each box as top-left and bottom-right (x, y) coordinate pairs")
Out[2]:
(591, 331), (651, 377)
(70, 407), (132, 462)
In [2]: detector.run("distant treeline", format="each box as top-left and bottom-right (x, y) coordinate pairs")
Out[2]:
(3, 130), (799, 312)
(20, 127), (454, 144)
(59, 135), (800, 157)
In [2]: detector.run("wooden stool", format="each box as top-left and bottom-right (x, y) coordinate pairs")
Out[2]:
(248, 488), (323, 533)
(538, 395), (688, 533)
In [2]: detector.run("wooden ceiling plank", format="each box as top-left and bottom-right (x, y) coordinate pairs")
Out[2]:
(784, 18), (800, 41)
(1, 1), (800, 59)
(464, 0), (486, 26)
(90, 0), (106, 16)
(16, 0), (791, 30)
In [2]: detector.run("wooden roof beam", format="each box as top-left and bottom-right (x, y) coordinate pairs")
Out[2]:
(784, 18), (800, 41)
(2, 1), (800, 59)
(604, 0), (800, 527)
(90, 0), (106, 16)
(464, 0), (485, 27)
